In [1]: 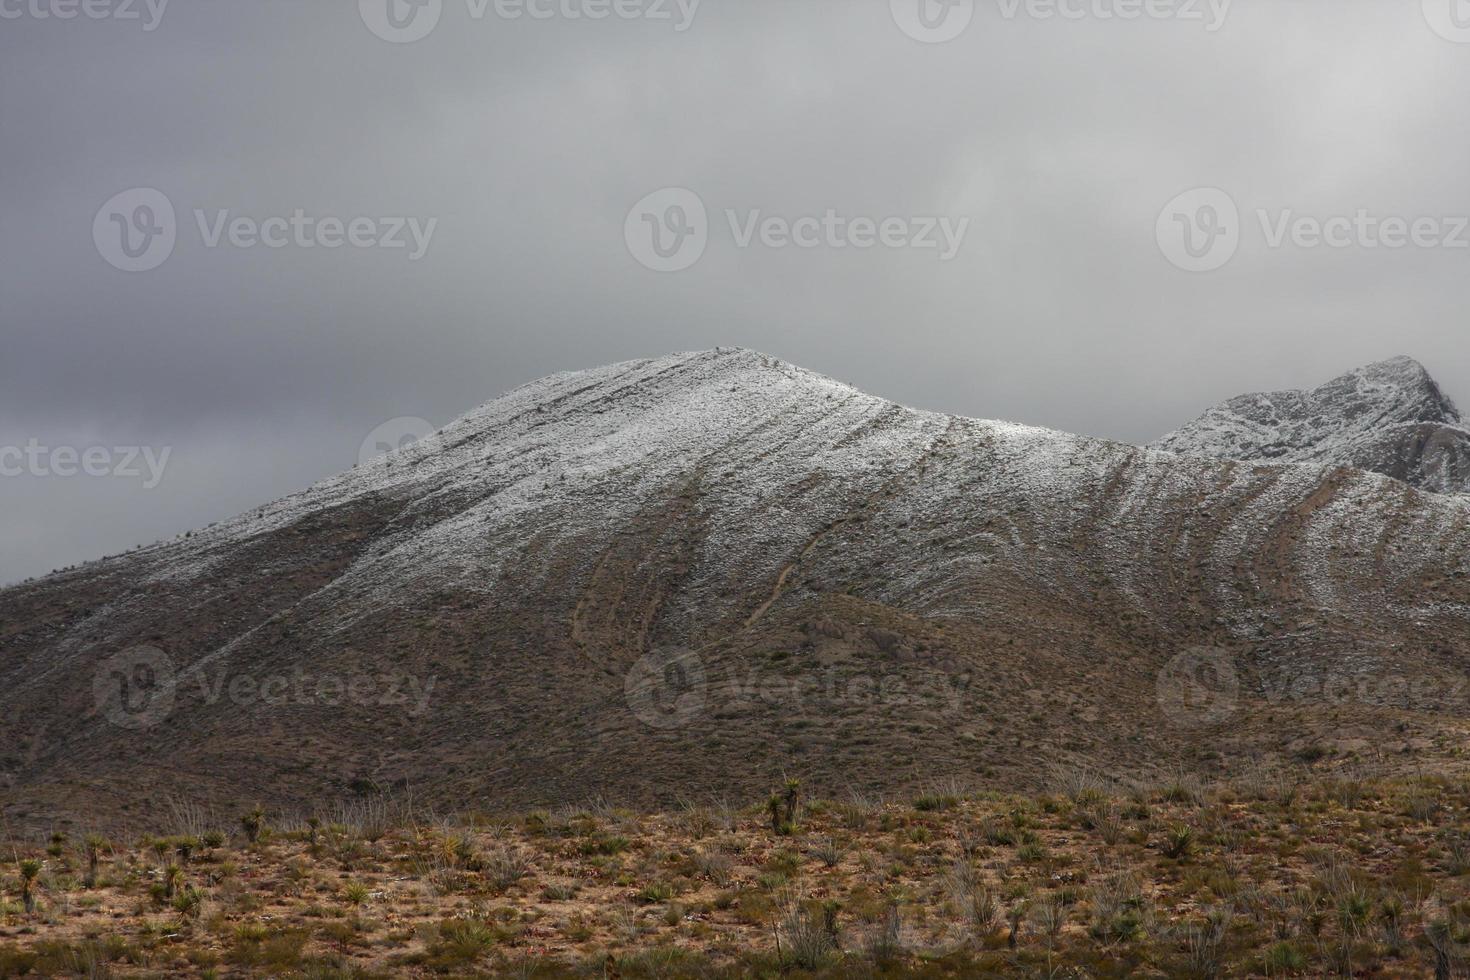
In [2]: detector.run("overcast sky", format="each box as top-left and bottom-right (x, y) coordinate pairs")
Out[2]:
(3, 0), (1470, 584)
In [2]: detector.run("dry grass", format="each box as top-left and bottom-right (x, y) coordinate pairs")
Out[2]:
(3, 774), (1470, 977)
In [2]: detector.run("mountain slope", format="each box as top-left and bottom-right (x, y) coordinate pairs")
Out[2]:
(1154, 356), (1470, 494)
(3, 349), (1470, 829)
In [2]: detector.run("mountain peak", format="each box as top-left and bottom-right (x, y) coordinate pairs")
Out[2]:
(1326, 356), (1460, 425)
(1361, 353), (1430, 375)
(1154, 357), (1470, 493)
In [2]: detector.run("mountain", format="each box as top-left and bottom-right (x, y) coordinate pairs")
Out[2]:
(1154, 356), (1470, 495)
(4, 348), (1470, 830)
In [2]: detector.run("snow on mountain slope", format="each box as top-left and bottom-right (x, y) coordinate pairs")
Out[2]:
(4, 348), (1470, 824)
(1153, 356), (1470, 494)
(121, 349), (956, 624)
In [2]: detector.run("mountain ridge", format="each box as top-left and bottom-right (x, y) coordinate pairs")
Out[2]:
(3, 348), (1470, 830)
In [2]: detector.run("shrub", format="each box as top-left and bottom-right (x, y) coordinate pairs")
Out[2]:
(637, 882), (674, 904)
(430, 918), (499, 966)
(1169, 907), (1230, 979)
(692, 850), (733, 885)
(768, 780), (800, 836)
(1262, 941), (1307, 973)
(1295, 744), (1329, 765)
(777, 898), (839, 970)
(810, 836), (847, 869)
(1017, 841), (1048, 863)
(948, 859), (998, 938)
(1404, 793), (1440, 823)
(485, 846), (532, 892)
(679, 801), (721, 839)
(1162, 825), (1195, 860)
(578, 835), (629, 857)
(1162, 772), (1204, 806)
(1378, 894), (1404, 953)
(1441, 831), (1470, 875)
(1033, 898), (1067, 949)
(1335, 887), (1371, 940)
(837, 792), (881, 831)
(228, 928), (308, 969)
(1084, 802), (1125, 845)
(1052, 763), (1109, 803)
(1089, 870), (1151, 944)
(914, 793), (957, 812)
(980, 818), (1015, 846)
(863, 904), (903, 967)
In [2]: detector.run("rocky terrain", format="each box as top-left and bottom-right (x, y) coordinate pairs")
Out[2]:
(1154, 356), (1470, 495)
(2, 349), (1470, 832)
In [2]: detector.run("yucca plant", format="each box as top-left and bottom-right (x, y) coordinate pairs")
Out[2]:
(18, 859), (42, 914)
(1006, 899), (1029, 949)
(172, 884), (203, 920)
(1162, 824), (1195, 860)
(241, 806), (266, 844)
(768, 780), (800, 836)
(83, 834), (108, 888)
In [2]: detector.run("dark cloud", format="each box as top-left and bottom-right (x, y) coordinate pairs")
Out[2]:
(3, 0), (1469, 583)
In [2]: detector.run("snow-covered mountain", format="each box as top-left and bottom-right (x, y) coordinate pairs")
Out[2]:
(3, 349), (1470, 828)
(1154, 356), (1470, 495)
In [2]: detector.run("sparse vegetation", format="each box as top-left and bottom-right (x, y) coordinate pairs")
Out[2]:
(0, 776), (1468, 975)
